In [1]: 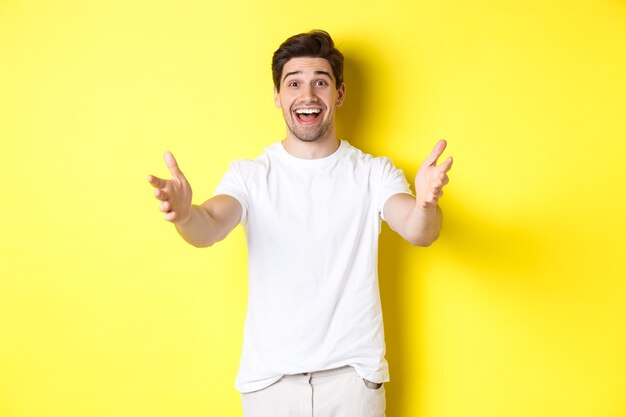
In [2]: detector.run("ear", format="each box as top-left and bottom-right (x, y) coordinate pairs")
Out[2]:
(336, 82), (346, 107)
(274, 87), (281, 108)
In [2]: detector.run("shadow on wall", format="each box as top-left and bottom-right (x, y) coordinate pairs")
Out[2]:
(378, 225), (418, 417)
(337, 42), (547, 417)
(337, 42), (419, 417)
(335, 44), (380, 149)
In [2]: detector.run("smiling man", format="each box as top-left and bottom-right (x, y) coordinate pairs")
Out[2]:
(148, 30), (452, 417)
(275, 55), (344, 146)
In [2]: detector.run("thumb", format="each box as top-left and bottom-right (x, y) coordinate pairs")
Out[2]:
(164, 151), (183, 177)
(422, 139), (447, 167)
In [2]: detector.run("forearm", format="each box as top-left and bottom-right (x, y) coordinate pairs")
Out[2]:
(402, 203), (442, 246)
(174, 205), (222, 248)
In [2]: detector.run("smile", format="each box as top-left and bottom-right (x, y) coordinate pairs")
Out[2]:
(294, 108), (322, 124)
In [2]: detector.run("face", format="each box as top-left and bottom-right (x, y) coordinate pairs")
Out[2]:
(274, 57), (345, 143)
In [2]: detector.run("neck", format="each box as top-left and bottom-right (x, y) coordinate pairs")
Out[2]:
(281, 132), (340, 160)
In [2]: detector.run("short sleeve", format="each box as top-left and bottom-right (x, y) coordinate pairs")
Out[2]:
(374, 157), (412, 221)
(213, 162), (250, 224)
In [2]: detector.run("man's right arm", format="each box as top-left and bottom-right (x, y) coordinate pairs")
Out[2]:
(174, 196), (242, 247)
(148, 152), (242, 248)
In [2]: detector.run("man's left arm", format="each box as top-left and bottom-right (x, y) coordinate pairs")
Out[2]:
(383, 140), (453, 246)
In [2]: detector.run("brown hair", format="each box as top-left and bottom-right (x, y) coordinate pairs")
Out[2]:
(272, 30), (344, 92)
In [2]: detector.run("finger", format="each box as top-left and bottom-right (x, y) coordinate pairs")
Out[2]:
(163, 211), (177, 222)
(424, 197), (438, 208)
(422, 139), (447, 167)
(154, 188), (168, 201)
(147, 175), (167, 189)
(159, 201), (171, 213)
(420, 198), (437, 209)
(438, 156), (453, 173)
(164, 152), (183, 177)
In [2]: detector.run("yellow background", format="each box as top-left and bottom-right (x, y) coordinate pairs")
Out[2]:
(1, 0), (625, 416)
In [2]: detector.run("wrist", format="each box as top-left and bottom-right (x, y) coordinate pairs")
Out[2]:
(414, 199), (438, 212)
(175, 206), (194, 226)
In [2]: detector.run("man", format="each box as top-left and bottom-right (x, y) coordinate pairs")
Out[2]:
(147, 30), (452, 417)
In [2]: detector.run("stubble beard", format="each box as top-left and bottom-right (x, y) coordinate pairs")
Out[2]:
(287, 118), (330, 142)
(285, 111), (332, 143)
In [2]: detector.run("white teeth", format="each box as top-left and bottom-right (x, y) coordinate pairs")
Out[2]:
(295, 108), (321, 114)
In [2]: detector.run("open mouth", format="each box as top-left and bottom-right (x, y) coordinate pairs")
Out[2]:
(294, 108), (322, 124)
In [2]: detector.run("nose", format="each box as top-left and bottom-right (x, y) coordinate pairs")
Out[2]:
(301, 84), (318, 103)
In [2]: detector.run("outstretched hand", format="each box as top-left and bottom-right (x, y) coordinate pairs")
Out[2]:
(147, 152), (193, 223)
(414, 140), (453, 209)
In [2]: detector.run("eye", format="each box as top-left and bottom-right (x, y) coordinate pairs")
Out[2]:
(287, 81), (299, 88)
(315, 80), (328, 87)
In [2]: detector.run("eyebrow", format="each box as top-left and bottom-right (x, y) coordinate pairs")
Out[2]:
(282, 70), (333, 82)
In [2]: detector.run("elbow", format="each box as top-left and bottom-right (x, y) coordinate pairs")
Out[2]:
(407, 231), (440, 247)
(188, 236), (219, 248)
(189, 240), (211, 248)
(409, 239), (434, 247)
(192, 233), (227, 248)
(195, 238), (220, 248)
(414, 238), (436, 247)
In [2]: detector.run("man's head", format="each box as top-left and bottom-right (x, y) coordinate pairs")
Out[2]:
(272, 30), (346, 143)
(272, 30), (344, 93)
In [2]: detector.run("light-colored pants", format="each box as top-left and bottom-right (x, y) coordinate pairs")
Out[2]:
(241, 366), (386, 417)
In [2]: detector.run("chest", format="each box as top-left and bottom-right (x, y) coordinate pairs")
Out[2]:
(246, 162), (375, 239)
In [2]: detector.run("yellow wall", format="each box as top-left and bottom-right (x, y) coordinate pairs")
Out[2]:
(1, 1), (625, 416)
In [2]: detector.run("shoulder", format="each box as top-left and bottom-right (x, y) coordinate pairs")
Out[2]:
(342, 141), (398, 173)
(227, 144), (275, 176)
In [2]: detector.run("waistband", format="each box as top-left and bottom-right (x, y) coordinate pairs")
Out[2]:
(294, 365), (354, 379)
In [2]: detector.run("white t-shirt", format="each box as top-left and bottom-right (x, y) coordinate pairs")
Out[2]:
(214, 140), (412, 393)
